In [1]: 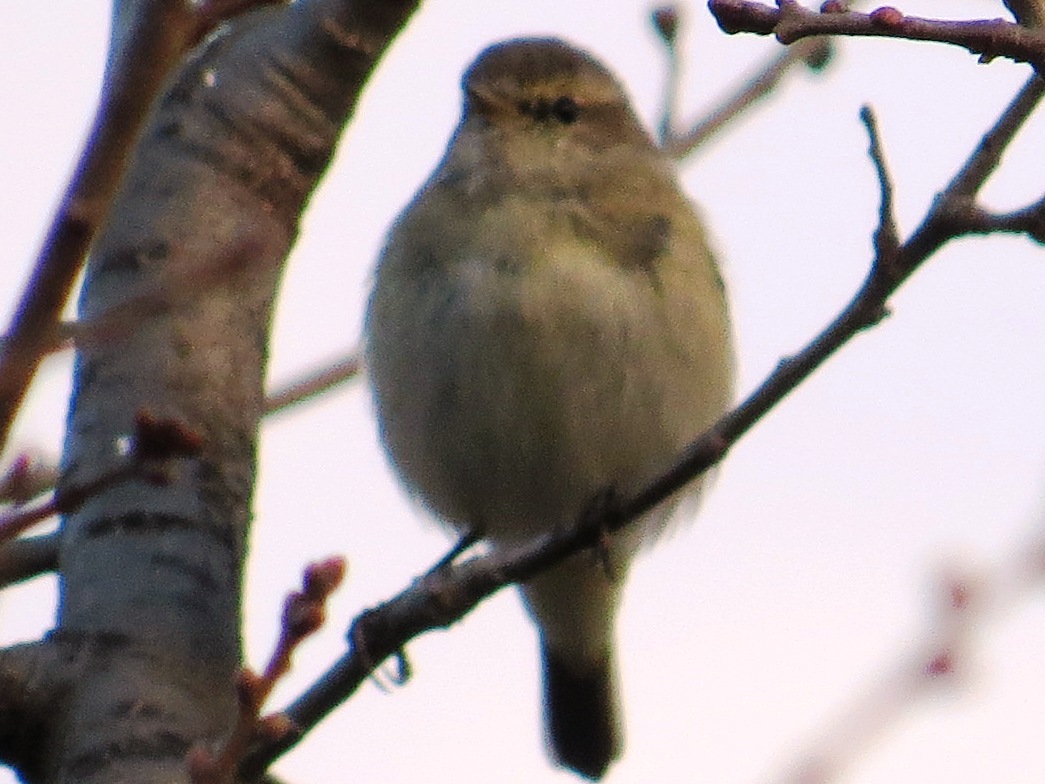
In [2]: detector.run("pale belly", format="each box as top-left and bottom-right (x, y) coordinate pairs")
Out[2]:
(369, 249), (721, 547)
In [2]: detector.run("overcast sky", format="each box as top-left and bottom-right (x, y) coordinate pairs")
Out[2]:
(5, 2), (1045, 783)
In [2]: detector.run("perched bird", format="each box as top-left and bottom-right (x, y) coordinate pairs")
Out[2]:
(365, 37), (734, 780)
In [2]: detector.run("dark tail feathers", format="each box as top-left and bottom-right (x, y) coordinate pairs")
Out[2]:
(542, 646), (621, 780)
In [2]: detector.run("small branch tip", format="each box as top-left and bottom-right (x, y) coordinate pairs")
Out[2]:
(652, 5), (681, 46)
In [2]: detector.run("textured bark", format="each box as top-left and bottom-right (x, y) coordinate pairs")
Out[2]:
(0, 1), (419, 782)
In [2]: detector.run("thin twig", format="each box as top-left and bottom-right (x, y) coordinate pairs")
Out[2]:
(0, 0), (289, 456)
(860, 106), (901, 277)
(947, 75), (1045, 197)
(264, 352), (363, 416)
(904, 73), (1045, 264)
(0, 533), (59, 588)
(0, 463), (139, 546)
(968, 195), (1045, 242)
(191, 558), (345, 784)
(662, 36), (833, 158)
(652, 6), (684, 144)
(0, 453), (59, 506)
(0, 411), (202, 547)
(708, 0), (1045, 70)
(0, 346), (365, 510)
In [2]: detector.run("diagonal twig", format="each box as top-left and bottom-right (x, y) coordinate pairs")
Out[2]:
(0, 0), (290, 456)
(264, 352), (363, 416)
(662, 36), (833, 158)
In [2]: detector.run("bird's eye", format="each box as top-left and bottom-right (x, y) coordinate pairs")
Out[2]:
(551, 96), (580, 124)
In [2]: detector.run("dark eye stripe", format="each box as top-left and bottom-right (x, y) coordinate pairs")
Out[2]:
(516, 96), (581, 124)
(552, 96), (579, 124)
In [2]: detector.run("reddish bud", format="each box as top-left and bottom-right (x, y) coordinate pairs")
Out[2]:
(283, 593), (323, 640)
(869, 6), (904, 27)
(925, 651), (954, 678)
(949, 580), (971, 610)
(652, 6), (681, 44)
(258, 712), (298, 742)
(303, 556), (347, 598)
(0, 454), (34, 505)
(236, 668), (265, 710)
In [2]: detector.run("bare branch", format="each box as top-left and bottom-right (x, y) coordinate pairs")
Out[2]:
(707, 0), (1045, 70)
(38, 0), (422, 779)
(0, 1), (278, 455)
(662, 36), (833, 158)
(652, 5), (684, 144)
(242, 523), (630, 776)
(902, 73), (1045, 265)
(0, 533), (59, 588)
(1005, 0), (1045, 28)
(0, 344), (366, 518)
(960, 195), (1045, 242)
(947, 76), (1045, 197)
(193, 558), (345, 784)
(0, 464), (136, 545)
(264, 352), (363, 416)
(860, 106), (901, 276)
(0, 412), (202, 546)
(0, 453), (58, 506)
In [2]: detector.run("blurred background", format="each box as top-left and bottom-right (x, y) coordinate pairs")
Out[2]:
(4, 1), (1045, 782)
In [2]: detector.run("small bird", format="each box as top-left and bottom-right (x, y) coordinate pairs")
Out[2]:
(365, 38), (734, 780)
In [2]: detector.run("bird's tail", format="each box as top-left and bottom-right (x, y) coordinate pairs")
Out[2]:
(541, 644), (621, 780)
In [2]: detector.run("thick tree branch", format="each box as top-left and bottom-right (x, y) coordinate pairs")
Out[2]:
(0, 0), (421, 781)
(0, 642), (68, 782)
(708, 0), (1045, 70)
